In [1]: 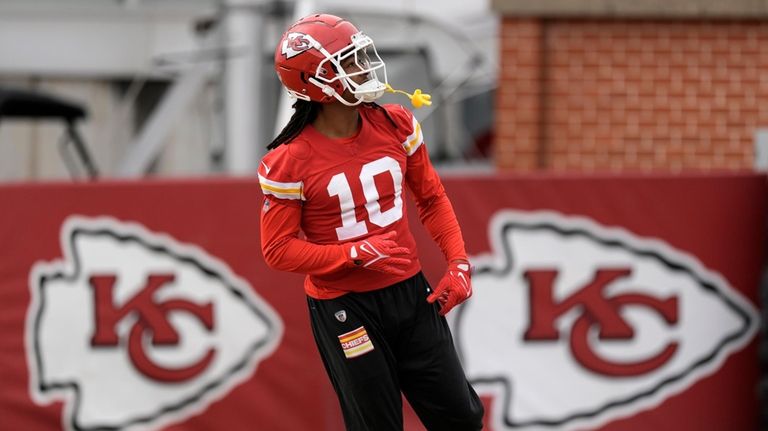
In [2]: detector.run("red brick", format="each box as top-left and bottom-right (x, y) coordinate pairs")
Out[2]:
(495, 18), (761, 172)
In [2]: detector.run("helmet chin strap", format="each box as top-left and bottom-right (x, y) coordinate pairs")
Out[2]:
(308, 76), (385, 107)
(307, 76), (431, 110)
(307, 76), (357, 106)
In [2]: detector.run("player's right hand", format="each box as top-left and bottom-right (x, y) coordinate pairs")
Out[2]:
(347, 231), (411, 276)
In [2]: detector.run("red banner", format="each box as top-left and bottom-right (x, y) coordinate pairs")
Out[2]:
(0, 174), (763, 431)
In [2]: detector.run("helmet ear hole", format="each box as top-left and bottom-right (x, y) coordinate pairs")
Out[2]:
(299, 72), (309, 84)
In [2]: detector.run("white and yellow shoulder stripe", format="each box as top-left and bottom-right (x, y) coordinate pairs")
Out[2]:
(258, 174), (304, 200)
(401, 115), (424, 156)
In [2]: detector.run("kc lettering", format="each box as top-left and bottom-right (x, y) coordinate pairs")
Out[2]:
(456, 210), (758, 431)
(90, 274), (215, 382)
(524, 268), (679, 376)
(27, 216), (282, 431)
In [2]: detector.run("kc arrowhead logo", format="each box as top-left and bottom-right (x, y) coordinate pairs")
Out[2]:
(280, 32), (317, 59)
(26, 216), (283, 431)
(454, 210), (758, 431)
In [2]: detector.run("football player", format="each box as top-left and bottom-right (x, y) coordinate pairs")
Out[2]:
(260, 13), (484, 430)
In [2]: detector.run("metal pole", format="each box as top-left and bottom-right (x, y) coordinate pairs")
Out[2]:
(273, 0), (316, 137)
(223, 0), (267, 175)
(116, 66), (209, 177)
(65, 121), (99, 179)
(755, 129), (768, 171)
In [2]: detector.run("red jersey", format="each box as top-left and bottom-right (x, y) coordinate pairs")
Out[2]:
(259, 104), (466, 299)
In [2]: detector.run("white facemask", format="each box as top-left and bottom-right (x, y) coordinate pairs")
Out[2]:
(311, 32), (389, 106)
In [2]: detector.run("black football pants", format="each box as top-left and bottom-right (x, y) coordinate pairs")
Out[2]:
(307, 272), (484, 431)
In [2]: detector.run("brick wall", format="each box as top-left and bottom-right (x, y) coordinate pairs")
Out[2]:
(495, 19), (768, 172)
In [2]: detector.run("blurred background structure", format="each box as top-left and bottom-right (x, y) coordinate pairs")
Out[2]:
(0, 0), (498, 180)
(1, 0), (766, 180)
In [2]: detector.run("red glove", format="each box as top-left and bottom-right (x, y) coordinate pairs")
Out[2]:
(347, 231), (411, 276)
(427, 260), (472, 316)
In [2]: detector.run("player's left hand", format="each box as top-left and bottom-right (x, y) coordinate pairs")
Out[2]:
(427, 259), (472, 316)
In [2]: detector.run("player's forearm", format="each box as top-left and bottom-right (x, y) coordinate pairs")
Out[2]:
(260, 197), (349, 275)
(416, 191), (468, 262)
(262, 235), (348, 275)
(406, 145), (467, 263)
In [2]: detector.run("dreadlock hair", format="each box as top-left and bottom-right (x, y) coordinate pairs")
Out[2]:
(266, 99), (399, 150)
(267, 99), (319, 150)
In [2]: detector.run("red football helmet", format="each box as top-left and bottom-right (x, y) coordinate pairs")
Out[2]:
(274, 14), (388, 105)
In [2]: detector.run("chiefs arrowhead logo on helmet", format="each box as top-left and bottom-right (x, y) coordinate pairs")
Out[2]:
(281, 32), (316, 59)
(26, 216), (283, 431)
(454, 210), (758, 431)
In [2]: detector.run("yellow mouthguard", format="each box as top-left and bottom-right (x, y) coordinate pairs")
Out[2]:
(385, 84), (432, 108)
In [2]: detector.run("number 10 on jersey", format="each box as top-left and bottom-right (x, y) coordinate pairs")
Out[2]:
(327, 156), (404, 241)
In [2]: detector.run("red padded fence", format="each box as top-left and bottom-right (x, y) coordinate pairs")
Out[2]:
(0, 173), (763, 431)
